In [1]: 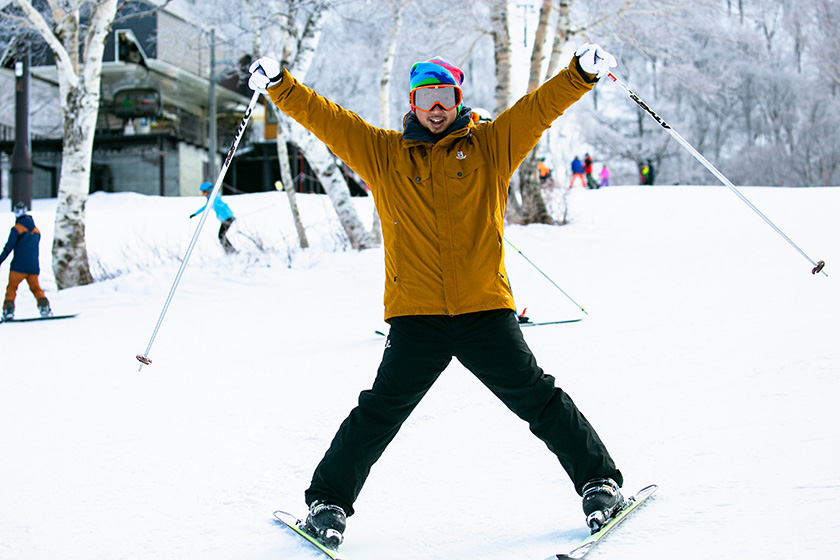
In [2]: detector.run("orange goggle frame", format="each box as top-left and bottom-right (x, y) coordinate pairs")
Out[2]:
(410, 85), (463, 112)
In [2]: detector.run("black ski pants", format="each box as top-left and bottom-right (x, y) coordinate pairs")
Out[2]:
(304, 309), (622, 515)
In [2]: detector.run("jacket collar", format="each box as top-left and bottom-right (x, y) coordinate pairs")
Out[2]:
(402, 106), (473, 144)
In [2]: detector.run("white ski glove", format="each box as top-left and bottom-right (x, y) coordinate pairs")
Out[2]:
(248, 57), (283, 92)
(575, 43), (617, 79)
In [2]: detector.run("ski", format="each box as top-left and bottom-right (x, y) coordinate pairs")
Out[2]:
(375, 317), (583, 337)
(1, 313), (77, 323)
(546, 484), (658, 560)
(273, 510), (347, 560)
(519, 318), (583, 327)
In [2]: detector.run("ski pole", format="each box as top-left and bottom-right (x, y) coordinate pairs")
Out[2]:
(606, 72), (827, 277)
(136, 90), (261, 371)
(503, 237), (588, 315)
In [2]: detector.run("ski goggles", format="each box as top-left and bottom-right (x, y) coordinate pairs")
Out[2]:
(410, 85), (463, 112)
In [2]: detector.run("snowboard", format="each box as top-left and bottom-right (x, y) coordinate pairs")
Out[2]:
(273, 510), (347, 560)
(546, 483), (658, 560)
(1, 313), (77, 323)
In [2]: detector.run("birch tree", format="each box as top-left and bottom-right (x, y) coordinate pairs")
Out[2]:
(545, 1), (572, 81)
(8, 0), (118, 289)
(515, 0), (554, 225)
(369, 0), (407, 246)
(244, 0), (309, 249)
(279, 1), (373, 250)
(378, 0), (405, 130)
(486, 0), (523, 221)
(248, 0), (373, 250)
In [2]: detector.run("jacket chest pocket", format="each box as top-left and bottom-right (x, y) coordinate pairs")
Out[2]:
(444, 147), (484, 181)
(394, 152), (431, 186)
(389, 154), (435, 217)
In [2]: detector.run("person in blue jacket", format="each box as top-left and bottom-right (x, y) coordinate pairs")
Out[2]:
(190, 182), (237, 254)
(1, 203), (52, 320)
(570, 155), (586, 188)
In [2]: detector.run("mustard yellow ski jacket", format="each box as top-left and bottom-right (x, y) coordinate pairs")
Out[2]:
(267, 57), (596, 321)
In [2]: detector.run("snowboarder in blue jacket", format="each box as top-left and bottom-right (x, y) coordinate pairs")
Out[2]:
(190, 182), (237, 254)
(1, 203), (52, 320)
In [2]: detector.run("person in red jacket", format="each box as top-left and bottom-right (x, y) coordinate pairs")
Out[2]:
(584, 153), (598, 189)
(1, 203), (52, 321)
(249, 44), (624, 548)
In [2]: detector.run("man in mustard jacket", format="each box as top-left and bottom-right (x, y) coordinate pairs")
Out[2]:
(250, 43), (624, 549)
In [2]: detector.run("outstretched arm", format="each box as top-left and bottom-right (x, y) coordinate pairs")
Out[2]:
(482, 43), (616, 179)
(249, 57), (397, 188)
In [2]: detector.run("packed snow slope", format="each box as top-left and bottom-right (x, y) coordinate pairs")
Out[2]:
(1, 185), (838, 560)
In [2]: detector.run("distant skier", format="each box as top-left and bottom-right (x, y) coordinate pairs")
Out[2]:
(599, 164), (610, 188)
(537, 157), (552, 182)
(640, 162), (650, 185)
(190, 182), (237, 254)
(570, 155), (586, 188)
(645, 159), (655, 185)
(584, 153), (598, 189)
(1, 203), (52, 321)
(250, 41), (625, 550)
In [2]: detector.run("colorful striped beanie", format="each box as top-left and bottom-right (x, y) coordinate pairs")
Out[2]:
(409, 57), (465, 91)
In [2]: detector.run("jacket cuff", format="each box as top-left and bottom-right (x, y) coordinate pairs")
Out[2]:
(573, 56), (600, 85)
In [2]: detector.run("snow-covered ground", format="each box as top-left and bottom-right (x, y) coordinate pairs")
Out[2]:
(1, 185), (838, 560)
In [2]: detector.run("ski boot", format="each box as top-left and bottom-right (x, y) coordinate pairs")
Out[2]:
(38, 298), (53, 318)
(299, 500), (346, 550)
(582, 477), (625, 533)
(2, 301), (13, 322)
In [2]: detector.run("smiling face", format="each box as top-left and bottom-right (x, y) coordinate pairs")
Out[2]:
(415, 104), (458, 135)
(408, 58), (465, 135)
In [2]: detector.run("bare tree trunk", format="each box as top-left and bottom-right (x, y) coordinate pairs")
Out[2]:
(545, 1), (573, 81)
(279, 0), (373, 249)
(244, 0), (308, 250)
(271, 107), (309, 249)
(489, 0), (512, 119)
(489, 0), (522, 222)
(379, 0), (405, 129)
(517, 0), (554, 225)
(14, 0), (118, 288)
(285, 120), (374, 249)
(372, 0), (407, 246)
(527, 0), (553, 93)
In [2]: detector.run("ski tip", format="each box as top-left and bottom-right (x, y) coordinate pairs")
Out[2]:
(635, 483), (659, 497)
(549, 552), (585, 560)
(272, 509), (297, 523)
